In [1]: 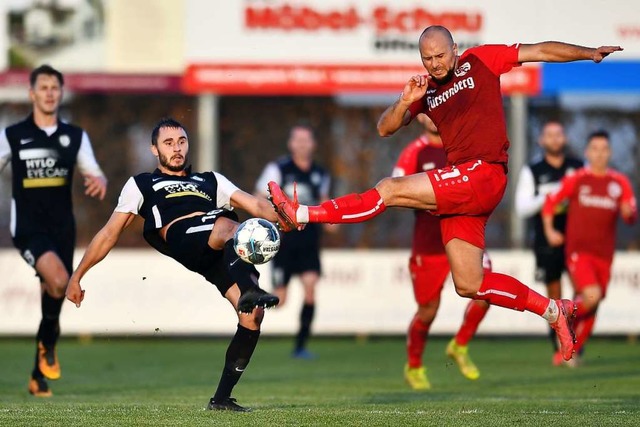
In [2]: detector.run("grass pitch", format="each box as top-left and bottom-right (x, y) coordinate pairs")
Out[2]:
(0, 336), (638, 426)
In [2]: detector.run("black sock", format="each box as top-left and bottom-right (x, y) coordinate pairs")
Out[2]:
(212, 324), (261, 401)
(548, 327), (558, 352)
(223, 239), (260, 294)
(33, 292), (64, 377)
(295, 303), (315, 352)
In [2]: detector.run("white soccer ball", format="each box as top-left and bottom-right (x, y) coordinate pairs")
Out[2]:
(233, 218), (281, 265)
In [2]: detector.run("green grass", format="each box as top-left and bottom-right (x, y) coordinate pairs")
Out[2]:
(0, 336), (638, 426)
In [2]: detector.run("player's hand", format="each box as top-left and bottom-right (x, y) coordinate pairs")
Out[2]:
(545, 228), (564, 247)
(620, 201), (637, 224)
(66, 278), (85, 308)
(593, 46), (623, 63)
(400, 74), (430, 104)
(84, 174), (108, 200)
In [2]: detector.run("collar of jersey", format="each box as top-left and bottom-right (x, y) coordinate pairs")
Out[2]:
(152, 166), (193, 178)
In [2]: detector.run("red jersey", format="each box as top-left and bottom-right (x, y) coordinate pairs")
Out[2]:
(543, 167), (637, 261)
(393, 135), (448, 255)
(409, 44), (521, 166)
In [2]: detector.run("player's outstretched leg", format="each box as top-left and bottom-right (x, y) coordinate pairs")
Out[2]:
(207, 324), (261, 412)
(268, 181), (386, 229)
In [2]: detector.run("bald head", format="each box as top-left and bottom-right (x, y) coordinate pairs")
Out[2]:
(419, 26), (454, 47)
(418, 26), (458, 84)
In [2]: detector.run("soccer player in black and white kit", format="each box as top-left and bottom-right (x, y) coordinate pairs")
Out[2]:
(66, 118), (281, 412)
(255, 125), (332, 359)
(514, 120), (583, 361)
(0, 65), (108, 397)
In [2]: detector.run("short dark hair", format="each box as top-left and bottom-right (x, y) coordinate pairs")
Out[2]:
(289, 122), (315, 138)
(151, 118), (187, 145)
(587, 129), (610, 144)
(30, 64), (64, 87)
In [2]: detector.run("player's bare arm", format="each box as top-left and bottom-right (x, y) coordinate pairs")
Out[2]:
(518, 42), (623, 63)
(541, 213), (564, 247)
(66, 211), (136, 307)
(231, 189), (280, 223)
(377, 75), (429, 137)
(83, 174), (108, 200)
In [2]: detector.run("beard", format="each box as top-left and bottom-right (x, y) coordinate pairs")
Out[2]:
(159, 152), (186, 172)
(430, 67), (456, 85)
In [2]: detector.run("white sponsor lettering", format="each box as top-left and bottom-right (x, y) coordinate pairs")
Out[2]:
(427, 77), (475, 110)
(579, 194), (617, 210)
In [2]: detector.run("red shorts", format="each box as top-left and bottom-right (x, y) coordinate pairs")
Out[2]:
(409, 254), (450, 305)
(566, 252), (612, 297)
(427, 160), (507, 249)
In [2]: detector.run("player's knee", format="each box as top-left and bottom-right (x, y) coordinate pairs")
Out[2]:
(374, 177), (395, 202)
(581, 287), (603, 311)
(416, 303), (438, 323)
(210, 217), (239, 248)
(46, 275), (69, 298)
(452, 280), (481, 299)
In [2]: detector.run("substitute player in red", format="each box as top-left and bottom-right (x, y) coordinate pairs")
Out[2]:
(394, 114), (490, 390)
(543, 130), (637, 365)
(269, 25), (623, 361)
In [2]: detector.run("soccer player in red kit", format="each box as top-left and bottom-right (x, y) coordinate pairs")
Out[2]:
(394, 114), (490, 390)
(268, 25), (623, 361)
(543, 131), (637, 365)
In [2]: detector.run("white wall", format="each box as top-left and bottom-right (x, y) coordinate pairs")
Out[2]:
(1, 248), (638, 336)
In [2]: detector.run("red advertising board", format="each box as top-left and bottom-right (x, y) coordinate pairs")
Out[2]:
(183, 63), (540, 95)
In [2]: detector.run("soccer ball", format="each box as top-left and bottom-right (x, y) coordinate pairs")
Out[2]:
(233, 218), (281, 265)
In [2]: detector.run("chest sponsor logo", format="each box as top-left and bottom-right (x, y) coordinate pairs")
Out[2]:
(154, 180), (212, 201)
(59, 135), (71, 148)
(454, 62), (471, 77)
(426, 77), (475, 111)
(578, 185), (616, 210)
(18, 148), (68, 188)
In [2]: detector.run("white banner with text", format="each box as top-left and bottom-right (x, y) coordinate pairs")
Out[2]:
(1, 249), (638, 336)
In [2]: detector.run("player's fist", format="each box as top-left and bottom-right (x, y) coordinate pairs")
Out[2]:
(66, 278), (85, 308)
(400, 74), (430, 104)
(593, 46), (623, 63)
(545, 228), (564, 247)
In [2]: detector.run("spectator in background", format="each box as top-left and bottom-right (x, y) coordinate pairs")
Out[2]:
(394, 114), (490, 390)
(543, 130), (637, 366)
(514, 121), (583, 361)
(255, 124), (333, 359)
(0, 64), (107, 397)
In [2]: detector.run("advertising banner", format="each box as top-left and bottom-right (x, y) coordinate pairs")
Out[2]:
(1, 249), (638, 336)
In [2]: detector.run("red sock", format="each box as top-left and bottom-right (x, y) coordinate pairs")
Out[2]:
(407, 314), (431, 368)
(455, 300), (489, 346)
(574, 312), (596, 354)
(474, 272), (531, 312)
(309, 188), (386, 223)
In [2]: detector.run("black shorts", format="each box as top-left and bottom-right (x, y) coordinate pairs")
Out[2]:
(271, 225), (321, 288)
(534, 245), (566, 284)
(13, 223), (76, 276)
(165, 211), (237, 296)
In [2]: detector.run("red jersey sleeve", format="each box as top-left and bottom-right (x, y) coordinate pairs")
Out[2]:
(618, 173), (638, 224)
(392, 140), (421, 177)
(463, 44), (521, 76)
(542, 172), (579, 217)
